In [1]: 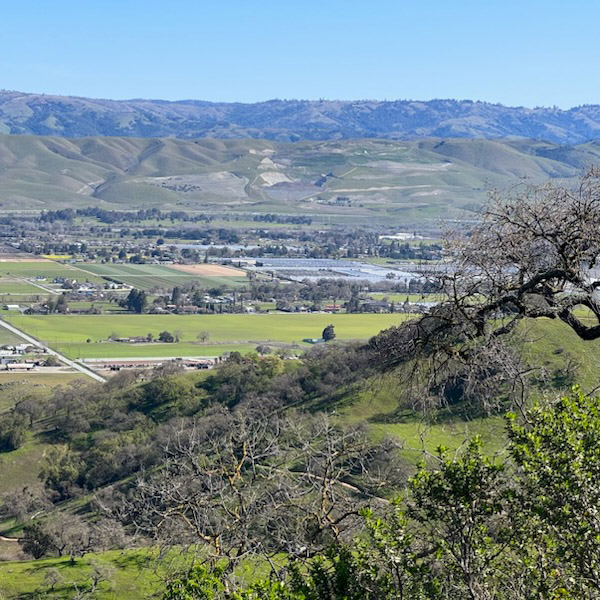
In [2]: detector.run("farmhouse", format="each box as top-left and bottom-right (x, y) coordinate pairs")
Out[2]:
(115, 336), (150, 344)
(360, 300), (392, 313)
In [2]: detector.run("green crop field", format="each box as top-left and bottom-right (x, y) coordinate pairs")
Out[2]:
(0, 277), (44, 295)
(5, 313), (409, 359)
(0, 262), (105, 285)
(0, 327), (23, 345)
(79, 263), (248, 290)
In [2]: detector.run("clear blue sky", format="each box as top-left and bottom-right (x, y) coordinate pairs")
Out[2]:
(0, 0), (597, 107)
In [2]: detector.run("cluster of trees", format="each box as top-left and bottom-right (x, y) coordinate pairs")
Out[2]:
(42, 207), (213, 225)
(45, 293), (69, 314)
(40, 208), (312, 227)
(248, 279), (435, 313)
(121, 288), (147, 313)
(163, 388), (600, 598)
(252, 214), (313, 224)
(4, 360), (600, 598)
(378, 240), (442, 260)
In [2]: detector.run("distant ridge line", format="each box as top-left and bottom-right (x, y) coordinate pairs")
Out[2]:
(2, 90), (600, 144)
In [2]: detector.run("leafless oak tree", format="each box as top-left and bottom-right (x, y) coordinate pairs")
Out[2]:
(119, 404), (404, 573)
(370, 167), (600, 412)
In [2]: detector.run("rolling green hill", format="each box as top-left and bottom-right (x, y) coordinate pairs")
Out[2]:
(1, 135), (599, 224)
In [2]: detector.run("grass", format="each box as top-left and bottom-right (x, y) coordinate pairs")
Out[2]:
(0, 327), (23, 345)
(6, 313), (409, 359)
(0, 262), (105, 285)
(0, 438), (52, 493)
(0, 278), (43, 295)
(338, 373), (507, 462)
(334, 315), (600, 463)
(0, 549), (162, 599)
(66, 300), (128, 313)
(0, 373), (86, 387)
(521, 316), (600, 391)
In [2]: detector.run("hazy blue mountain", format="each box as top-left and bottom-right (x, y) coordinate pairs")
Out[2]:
(2, 91), (600, 143)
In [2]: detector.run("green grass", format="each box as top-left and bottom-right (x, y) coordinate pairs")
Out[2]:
(0, 373), (86, 415)
(338, 373), (506, 462)
(0, 373), (86, 387)
(0, 327), (23, 345)
(0, 549), (162, 599)
(334, 315), (600, 462)
(5, 313), (409, 359)
(0, 278), (43, 294)
(0, 438), (52, 493)
(0, 262), (105, 285)
(67, 300), (128, 313)
(521, 316), (600, 391)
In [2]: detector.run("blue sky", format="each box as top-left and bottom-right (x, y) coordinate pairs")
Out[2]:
(0, 0), (597, 107)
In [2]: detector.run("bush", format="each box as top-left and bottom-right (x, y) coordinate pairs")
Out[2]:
(158, 330), (175, 343)
(0, 412), (28, 452)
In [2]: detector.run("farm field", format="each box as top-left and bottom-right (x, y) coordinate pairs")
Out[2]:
(5, 313), (409, 359)
(79, 262), (248, 289)
(0, 326), (24, 345)
(169, 263), (245, 277)
(75, 343), (258, 359)
(0, 276), (44, 295)
(0, 261), (105, 284)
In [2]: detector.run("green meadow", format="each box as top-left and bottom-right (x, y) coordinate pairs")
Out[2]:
(0, 278), (44, 295)
(5, 313), (409, 358)
(0, 262), (106, 285)
(0, 549), (162, 599)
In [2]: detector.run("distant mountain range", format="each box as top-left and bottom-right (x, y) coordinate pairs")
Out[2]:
(2, 91), (600, 143)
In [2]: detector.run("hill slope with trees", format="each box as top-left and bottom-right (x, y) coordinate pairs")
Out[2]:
(3, 91), (600, 143)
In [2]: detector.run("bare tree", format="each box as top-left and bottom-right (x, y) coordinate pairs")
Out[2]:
(20, 514), (91, 562)
(120, 405), (404, 575)
(196, 330), (210, 344)
(370, 168), (600, 412)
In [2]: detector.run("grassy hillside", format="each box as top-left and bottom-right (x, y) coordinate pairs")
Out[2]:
(1, 135), (598, 223)
(0, 313), (598, 597)
(0, 549), (161, 598)
(6, 92), (600, 144)
(333, 316), (600, 463)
